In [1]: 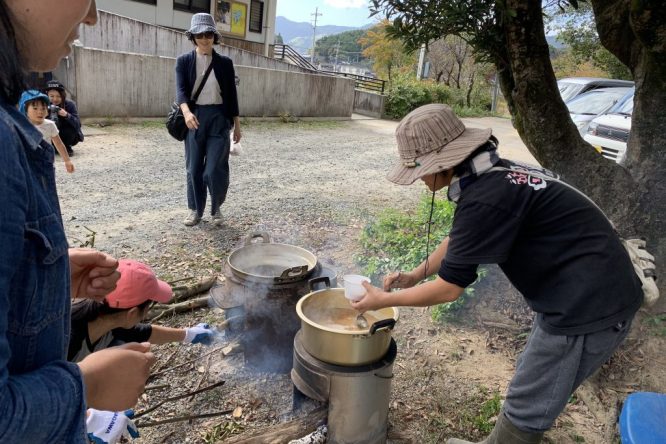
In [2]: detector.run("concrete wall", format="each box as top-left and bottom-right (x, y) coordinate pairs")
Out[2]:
(63, 46), (354, 118)
(353, 90), (386, 118)
(80, 10), (306, 73)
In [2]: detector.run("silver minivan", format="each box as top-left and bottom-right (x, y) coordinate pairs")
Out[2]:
(558, 77), (634, 102)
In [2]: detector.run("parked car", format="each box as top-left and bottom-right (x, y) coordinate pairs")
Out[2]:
(583, 89), (634, 165)
(557, 77), (634, 102)
(566, 87), (632, 134)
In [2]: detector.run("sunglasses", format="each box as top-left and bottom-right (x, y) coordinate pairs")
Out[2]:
(194, 32), (215, 39)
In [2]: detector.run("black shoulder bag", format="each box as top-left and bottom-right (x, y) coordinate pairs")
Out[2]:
(166, 62), (214, 141)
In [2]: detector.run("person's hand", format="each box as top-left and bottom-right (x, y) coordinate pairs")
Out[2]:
(86, 409), (139, 444)
(184, 111), (199, 130)
(232, 125), (241, 143)
(65, 159), (74, 173)
(78, 343), (156, 411)
(349, 281), (390, 312)
(69, 248), (120, 301)
(184, 323), (214, 345)
(57, 108), (68, 118)
(383, 271), (418, 291)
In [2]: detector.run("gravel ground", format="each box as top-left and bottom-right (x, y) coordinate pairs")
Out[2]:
(57, 119), (420, 276)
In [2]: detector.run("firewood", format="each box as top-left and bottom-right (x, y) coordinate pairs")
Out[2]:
(148, 296), (209, 322)
(223, 407), (327, 443)
(171, 275), (218, 303)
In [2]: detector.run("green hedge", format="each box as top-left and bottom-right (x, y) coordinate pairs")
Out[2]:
(384, 74), (492, 120)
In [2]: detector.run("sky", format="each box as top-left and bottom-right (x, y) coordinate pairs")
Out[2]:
(276, 0), (377, 27)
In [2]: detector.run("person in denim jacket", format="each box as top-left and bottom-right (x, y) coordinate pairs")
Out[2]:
(0, 1), (155, 442)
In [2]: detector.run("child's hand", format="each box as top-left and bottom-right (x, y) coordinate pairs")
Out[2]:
(65, 160), (74, 173)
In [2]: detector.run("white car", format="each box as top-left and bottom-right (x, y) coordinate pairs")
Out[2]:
(583, 91), (633, 165)
(566, 87), (632, 135)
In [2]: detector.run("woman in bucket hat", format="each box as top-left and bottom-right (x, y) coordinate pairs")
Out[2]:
(176, 13), (241, 227)
(351, 104), (642, 443)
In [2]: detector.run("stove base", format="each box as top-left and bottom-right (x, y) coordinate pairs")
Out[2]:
(292, 330), (396, 444)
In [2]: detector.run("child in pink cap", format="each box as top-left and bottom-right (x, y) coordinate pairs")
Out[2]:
(68, 259), (214, 362)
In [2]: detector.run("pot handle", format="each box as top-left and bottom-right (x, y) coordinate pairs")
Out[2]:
(308, 276), (331, 291)
(369, 318), (396, 335)
(244, 231), (271, 245)
(278, 265), (309, 280)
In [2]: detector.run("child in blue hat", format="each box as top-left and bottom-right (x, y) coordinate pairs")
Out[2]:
(19, 89), (75, 173)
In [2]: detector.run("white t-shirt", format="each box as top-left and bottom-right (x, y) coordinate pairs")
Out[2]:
(193, 52), (222, 106)
(35, 119), (59, 142)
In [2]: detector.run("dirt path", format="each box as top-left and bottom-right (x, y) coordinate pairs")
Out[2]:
(57, 119), (664, 443)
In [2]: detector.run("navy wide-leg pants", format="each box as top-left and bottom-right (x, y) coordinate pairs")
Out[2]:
(184, 104), (231, 217)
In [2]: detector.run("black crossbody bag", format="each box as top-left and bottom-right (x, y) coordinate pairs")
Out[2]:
(166, 62), (214, 141)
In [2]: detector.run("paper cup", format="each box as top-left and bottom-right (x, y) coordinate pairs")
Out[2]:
(343, 274), (370, 301)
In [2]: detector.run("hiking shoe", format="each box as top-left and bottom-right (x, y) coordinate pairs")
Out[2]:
(183, 210), (201, 226)
(211, 210), (223, 226)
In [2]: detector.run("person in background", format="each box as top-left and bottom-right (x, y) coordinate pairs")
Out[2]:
(44, 79), (84, 157)
(69, 259), (215, 362)
(176, 13), (241, 227)
(352, 104), (642, 444)
(0, 1), (155, 442)
(19, 89), (74, 173)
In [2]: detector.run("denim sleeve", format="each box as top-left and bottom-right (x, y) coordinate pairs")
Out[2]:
(0, 115), (87, 442)
(176, 54), (191, 105)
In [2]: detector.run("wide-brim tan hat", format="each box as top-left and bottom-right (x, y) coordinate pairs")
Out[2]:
(387, 104), (492, 185)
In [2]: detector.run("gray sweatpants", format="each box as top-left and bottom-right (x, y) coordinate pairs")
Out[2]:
(503, 318), (632, 433)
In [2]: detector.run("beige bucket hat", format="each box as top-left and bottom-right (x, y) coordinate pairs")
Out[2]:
(387, 104), (492, 185)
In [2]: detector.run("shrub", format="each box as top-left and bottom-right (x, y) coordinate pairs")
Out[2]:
(383, 73), (492, 119)
(356, 192), (486, 321)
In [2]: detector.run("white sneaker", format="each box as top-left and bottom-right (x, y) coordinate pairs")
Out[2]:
(183, 210), (201, 226)
(211, 210), (223, 226)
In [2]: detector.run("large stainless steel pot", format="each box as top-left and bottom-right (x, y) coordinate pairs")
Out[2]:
(227, 231), (318, 284)
(296, 277), (398, 366)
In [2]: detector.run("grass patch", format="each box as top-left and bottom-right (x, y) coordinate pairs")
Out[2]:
(356, 192), (485, 320)
(426, 386), (502, 441)
(140, 119), (166, 129)
(642, 314), (666, 336)
(355, 192), (455, 280)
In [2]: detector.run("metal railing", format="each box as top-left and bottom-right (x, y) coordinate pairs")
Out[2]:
(319, 70), (385, 94)
(274, 44), (386, 94)
(274, 44), (318, 71)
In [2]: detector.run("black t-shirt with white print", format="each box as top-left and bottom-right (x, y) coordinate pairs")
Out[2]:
(438, 160), (642, 335)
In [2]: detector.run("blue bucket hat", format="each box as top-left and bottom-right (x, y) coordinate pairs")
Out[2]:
(19, 90), (50, 115)
(186, 13), (218, 37)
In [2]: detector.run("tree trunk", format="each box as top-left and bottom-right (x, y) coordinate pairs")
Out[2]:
(497, 0), (664, 308)
(466, 72), (475, 107)
(590, 0), (666, 309)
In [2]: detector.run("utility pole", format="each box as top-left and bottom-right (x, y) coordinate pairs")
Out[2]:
(334, 40), (340, 72)
(310, 7), (322, 64)
(416, 43), (427, 80)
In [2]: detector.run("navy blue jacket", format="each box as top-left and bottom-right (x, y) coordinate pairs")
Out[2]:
(175, 49), (240, 120)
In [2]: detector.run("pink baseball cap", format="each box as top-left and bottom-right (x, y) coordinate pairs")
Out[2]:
(105, 259), (173, 309)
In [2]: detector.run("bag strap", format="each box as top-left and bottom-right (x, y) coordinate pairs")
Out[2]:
(191, 61), (214, 104)
(488, 166), (611, 222)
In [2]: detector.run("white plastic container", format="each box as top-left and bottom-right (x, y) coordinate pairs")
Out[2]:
(343, 274), (370, 301)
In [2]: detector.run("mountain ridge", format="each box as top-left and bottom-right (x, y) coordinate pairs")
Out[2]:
(276, 16), (371, 54)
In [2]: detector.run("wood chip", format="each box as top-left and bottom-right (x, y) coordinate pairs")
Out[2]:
(232, 406), (243, 418)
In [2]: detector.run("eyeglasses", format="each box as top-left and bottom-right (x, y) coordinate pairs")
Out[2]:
(194, 32), (215, 39)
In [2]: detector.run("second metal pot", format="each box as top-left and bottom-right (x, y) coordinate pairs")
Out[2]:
(227, 231), (318, 284)
(296, 277), (398, 366)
